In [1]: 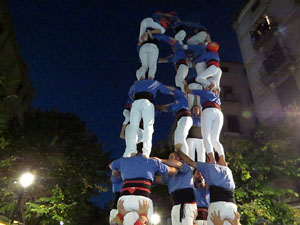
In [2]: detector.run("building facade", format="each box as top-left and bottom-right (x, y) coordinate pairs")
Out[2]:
(233, 0), (300, 124)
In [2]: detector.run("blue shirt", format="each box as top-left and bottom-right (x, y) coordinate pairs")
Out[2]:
(193, 186), (210, 208)
(192, 115), (201, 127)
(185, 44), (206, 59)
(128, 80), (172, 104)
(195, 51), (220, 64)
(162, 161), (194, 193)
(191, 90), (221, 106)
(152, 34), (174, 45)
(186, 67), (197, 84)
(112, 155), (169, 182)
(196, 162), (235, 190)
(172, 41), (187, 64)
(111, 175), (122, 193)
(167, 89), (189, 113)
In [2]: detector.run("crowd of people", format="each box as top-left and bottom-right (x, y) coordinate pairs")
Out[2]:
(109, 11), (241, 225)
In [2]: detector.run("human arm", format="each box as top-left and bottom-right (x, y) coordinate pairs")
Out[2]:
(174, 144), (197, 168)
(120, 124), (126, 139)
(158, 54), (173, 63)
(155, 102), (173, 112)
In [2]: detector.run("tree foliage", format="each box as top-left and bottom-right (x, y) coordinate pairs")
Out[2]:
(0, 109), (110, 225)
(225, 124), (300, 225)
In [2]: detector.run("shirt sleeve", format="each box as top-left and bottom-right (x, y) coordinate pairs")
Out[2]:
(191, 89), (210, 98)
(111, 159), (121, 171)
(153, 34), (175, 45)
(157, 82), (172, 95)
(179, 162), (191, 173)
(154, 159), (169, 175)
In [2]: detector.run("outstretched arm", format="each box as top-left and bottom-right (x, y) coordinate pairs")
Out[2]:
(174, 144), (197, 168)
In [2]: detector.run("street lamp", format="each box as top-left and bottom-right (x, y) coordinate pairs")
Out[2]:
(10, 172), (35, 225)
(19, 172), (35, 188)
(151, 213), (161, 225)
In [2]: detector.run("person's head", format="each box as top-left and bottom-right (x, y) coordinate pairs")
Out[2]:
(206, 41), (219, 52)
(134, 216), (148, 225)
(169, 152), (180, 161)
(193, 169), (205, 188)
(191, 105), (201, 116)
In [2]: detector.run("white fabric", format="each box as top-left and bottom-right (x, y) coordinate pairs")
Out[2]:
(188, 83), (202, 109)
(174, 116), (193, 155)
(195, 62), (207, 77)
(139, 17), (165, 41)
(197, 220), (208, 225)
(201, 108), (224, 156)
(175, 30), (186, 42)
(195, 65), (222, 89)
(109, 209), (118, 224)
(207, 202), (237, 225)
(123, 125), (144, 157)
(175, 64), (189, 92)
(187, 31), (208, 45)
(126, 99), (154, 157)
(122, 109), (130, 125)
(171, 203), (197, 225)
(136, 43), (159, 80)
(123, 212), (139, 225)
(118, 195), (154, 225)
(187, 138), (205, 162)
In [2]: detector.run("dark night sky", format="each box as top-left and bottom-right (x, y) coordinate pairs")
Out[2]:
(8, 0), (247, 159)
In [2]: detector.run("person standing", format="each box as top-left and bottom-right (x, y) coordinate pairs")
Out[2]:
(175, 146), (237, 225)
(156, 88), (192, 155)
(111, 145), (177, 225)
(185, 84), (227, 166)
(125, 79), (173, 157)
(187, 105), (205, 162)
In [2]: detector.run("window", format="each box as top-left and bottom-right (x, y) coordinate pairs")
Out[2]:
(222, 86), (237, 102)
(250, 15), (278, 48)
(276, 76), (300, 110)
(227, 115), (241, 133)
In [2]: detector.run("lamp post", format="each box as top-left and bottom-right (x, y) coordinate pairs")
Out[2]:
(10, 172), (35, 225)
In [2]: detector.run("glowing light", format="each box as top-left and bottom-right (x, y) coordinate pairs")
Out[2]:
(60, 221), (64, 225)
(265, 15), (270, 25)
(242, 111), (252, 119)
(19, 172), (35, 188)
(151, 213), (161, 225)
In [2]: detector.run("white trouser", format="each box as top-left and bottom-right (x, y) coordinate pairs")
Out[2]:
(174, 116), (193, 155)
(195, 65), (222, 89)
(136, 43), (159, 80)
(187, 138), (205, 162)
(197, 220), (207, 225)
(201, 108), (224, 156)
(139, 17), (165, 41)
(195, 62), (206, 76)
(187, 31), (208, 45)
(207, 202), (237, 225)
(127, 99), (154, 157)
(118, 195), (154, 225)
(188, 83), (203, 109)
(175, 64), (189, 92)
(171, 203), (197, 225)
(123, 124), (144, 157)
(109, 209), (118, 224)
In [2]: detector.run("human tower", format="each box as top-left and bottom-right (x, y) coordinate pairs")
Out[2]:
(110, 11), (240, 225)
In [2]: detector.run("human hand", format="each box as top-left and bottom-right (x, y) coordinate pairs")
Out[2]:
(226, 211), (241, 225)
(174, 143), (182, 152)
(208, 82), (215, 91)
(138, 200), (150, 215)
(210, 211), (224, 225)
(117, 200), (128, 216)
(152, 157), (162, 162)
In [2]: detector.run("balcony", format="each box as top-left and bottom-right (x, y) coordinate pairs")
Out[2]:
(259, 42), (294, 86)
(250, 15), (278, 49)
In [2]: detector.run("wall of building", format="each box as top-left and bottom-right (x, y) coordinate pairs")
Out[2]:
(234, 0), (300, 124)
